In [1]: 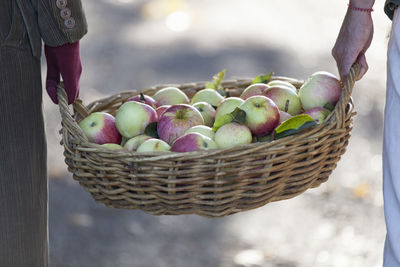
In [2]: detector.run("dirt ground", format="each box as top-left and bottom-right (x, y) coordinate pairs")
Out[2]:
(45, 0), (391, 266)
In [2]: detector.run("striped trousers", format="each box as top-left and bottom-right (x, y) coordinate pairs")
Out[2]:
(0, 0), (49, 266)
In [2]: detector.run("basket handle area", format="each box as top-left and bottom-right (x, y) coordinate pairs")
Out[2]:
(57, 84), (88, 144)
(333, 62), (361, 128)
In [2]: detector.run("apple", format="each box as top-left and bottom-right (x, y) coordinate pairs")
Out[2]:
(192, 101), (216, 127)
(239, 95), (280, 136)
(78, 112), (122, 145)
(279, 110), (292, 124)
(156, 105), (171, 119)
(128, 93), (158, 109)
(303, 107), (331, 124)
(240, 83), (269, 100)
(215, 97), (245, 119)
(299, 71), (342, 110)
(152, 87), (190, 106)
(157, 104), (204, 144)
(171, 132), (217, 152)
(191, 89), (224, 107)
(123, 134), (152, 151)
(100, 143), (124, 150)
(215, 122), (252, 149)
(115, 101), (157, 139)
(185, 125), (215, 140)
(267, 80), (297, 92)
(264, 86), (302, 116)
(136, 138), (171, 152)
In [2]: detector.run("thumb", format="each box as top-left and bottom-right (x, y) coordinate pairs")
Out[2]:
(355, 53), (369, 81)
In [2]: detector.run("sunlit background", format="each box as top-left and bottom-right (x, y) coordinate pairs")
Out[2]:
(43, 0), (390, 266)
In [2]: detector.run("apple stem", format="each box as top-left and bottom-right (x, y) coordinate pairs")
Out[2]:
(140, 93), (146, 103)
(285, 100), (290, 113)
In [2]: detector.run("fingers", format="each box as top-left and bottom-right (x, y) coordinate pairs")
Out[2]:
(60, 58), (82, 105)
(44, 46), (61, 104)
(356, 53), (369, 81)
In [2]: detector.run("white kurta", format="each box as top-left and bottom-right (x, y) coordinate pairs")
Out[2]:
(384, 8), (400, 267)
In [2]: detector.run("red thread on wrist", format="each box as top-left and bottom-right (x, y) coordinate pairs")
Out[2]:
(348, 3), (374, 12)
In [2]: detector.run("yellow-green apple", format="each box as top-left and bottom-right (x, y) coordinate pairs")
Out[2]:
(240, 83), (269, 100)
(192, 101), (216, 127)
(185, 125), (215, 140)
(267, 80), (297, 92)
(136, 138), (171, 152)
(100, 143), (124, 150)
(303, 107), (331, 124)
(215, 97), (244, 120)
(157, 104), (204, 144)
(152, 87), (190, 106)
(115, 101), (157, 139)
(191, 89), (224, 107)
(156, 105), (171, 119)
(171, 132), (217, 152)
(215, 122), (252, 149)
(123, 134), (152, 151)
(239, 95), (280, 136)
(299, 71), (342, 110)
(78, 112), (122, 145)
(279, 110), (292, 124)
(128, 93), (158, 109)
(264, 86), (302, 116)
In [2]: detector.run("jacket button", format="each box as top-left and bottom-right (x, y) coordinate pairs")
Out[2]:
(64, 17), (76, 29)
(60, 8), (71, 19)
(56, 0), (67, 9)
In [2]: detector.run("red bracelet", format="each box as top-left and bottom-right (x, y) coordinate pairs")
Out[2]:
(348, 3), (374, 12)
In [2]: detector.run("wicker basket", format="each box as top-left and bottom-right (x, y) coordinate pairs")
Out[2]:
(57, 64), (360, 218)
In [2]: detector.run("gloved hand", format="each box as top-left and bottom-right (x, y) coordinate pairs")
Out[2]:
(44, 41), (82, 105)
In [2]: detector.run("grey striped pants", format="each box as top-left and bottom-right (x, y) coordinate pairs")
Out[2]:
(0, 1), (49, 266)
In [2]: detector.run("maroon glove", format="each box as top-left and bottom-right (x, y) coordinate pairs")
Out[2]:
(45, 41), (82, 105)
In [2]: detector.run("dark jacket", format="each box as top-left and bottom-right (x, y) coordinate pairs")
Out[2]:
(385, 0), (399, 19)
(16, 0), (87, 58)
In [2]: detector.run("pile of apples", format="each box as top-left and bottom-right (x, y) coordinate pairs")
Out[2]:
(78, 70), (342, 153)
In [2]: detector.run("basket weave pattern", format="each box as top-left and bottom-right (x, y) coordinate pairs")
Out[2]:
(58, 64), (360, 217)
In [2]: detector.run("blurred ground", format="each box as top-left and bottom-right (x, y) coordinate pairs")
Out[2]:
(44, 0), (391, 266)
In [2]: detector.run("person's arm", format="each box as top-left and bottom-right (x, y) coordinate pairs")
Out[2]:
(332, 0), (375, 82)
(36, 0), (88, 105)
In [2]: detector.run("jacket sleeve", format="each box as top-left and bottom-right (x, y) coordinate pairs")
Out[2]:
(37, 0), (88, 46)
(385, 0), (400, 20)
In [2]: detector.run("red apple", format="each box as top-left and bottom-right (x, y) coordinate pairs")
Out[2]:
(128, 93), (158, 109)
(279, 110), (292, 124)
(115, 101), (157, 138)
(240, 83), (269, 100)
(78, 112), (122, 145)
(299, 71), (342, 110)
(239, 95), (280, 136)
(157, 104), (204, 144)
(264, 86), (302, 116)
(171, 132), (217, 152)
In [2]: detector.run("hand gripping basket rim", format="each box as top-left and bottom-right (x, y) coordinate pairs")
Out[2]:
(57, 63), (360, 218)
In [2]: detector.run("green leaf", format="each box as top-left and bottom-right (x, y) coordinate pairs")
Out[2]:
(274, 114), (316, 140)
(212, 107), (246, 132)
(213, 69), (226, 88)
(205, 82), (216, 90)
(252, 71), (274, 84)
(144, 122), (159, 138)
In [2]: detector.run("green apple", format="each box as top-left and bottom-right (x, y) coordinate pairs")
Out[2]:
(136, 138), (171, 152)
(215, 97), (244, 120)
(152, 87), (190, 106)
(192, 101), (216, 127)
(185, 125), (215, 140)
(191, 89), (224, 107)
(264, 86), (302, 116)
(267, 80), (297, 92)
(215, 122), (252, 149)
(124, 134), (152, 151)
(100, 143), (124, 150)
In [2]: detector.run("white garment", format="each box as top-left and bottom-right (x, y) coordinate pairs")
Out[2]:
(384, 7), (400, 267)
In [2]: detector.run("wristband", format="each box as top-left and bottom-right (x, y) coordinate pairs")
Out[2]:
(348, 3), (374, 12)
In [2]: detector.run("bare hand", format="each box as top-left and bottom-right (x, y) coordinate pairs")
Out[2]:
(332, 8), (374, 82)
